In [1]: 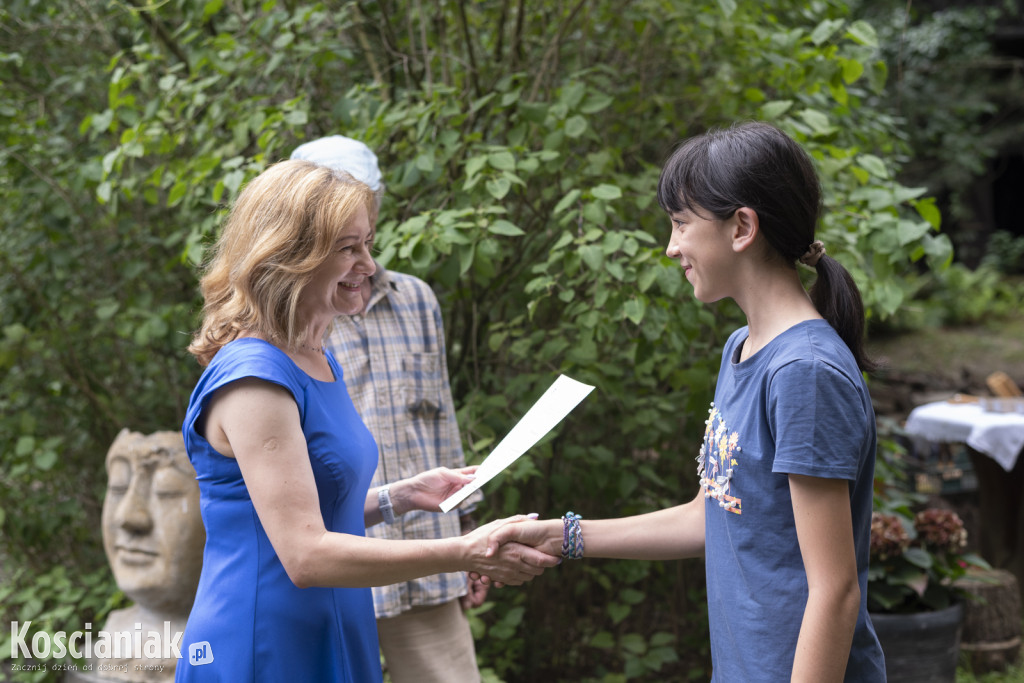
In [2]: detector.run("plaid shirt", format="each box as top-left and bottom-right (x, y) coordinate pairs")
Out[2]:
(326, 267), (482, 619)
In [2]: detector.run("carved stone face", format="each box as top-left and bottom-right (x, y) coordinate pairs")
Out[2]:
(101, 429), (204, 614)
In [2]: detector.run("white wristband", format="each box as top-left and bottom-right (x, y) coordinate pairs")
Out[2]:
(378, 486), (395, 525)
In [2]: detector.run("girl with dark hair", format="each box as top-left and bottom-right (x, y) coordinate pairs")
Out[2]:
(486, 121), (886, 681)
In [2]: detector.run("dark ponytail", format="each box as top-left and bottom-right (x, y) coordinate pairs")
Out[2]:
(808, 255), (876, 373)
(657, 121), (876, 373)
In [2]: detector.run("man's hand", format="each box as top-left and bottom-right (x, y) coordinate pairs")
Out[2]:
(460, 575), (490, 609)
(391, 466), (477, 516)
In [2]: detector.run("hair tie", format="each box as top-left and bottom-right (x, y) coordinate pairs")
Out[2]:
(799, 240), (826, 268)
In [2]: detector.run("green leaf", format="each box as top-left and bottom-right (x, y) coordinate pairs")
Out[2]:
(488, 151), (516, 171)
(554, 189), (581, 215)
(465, 155), (487, 179)
(638, 267), (659, 293)
(856, 154), (889, 179)
(650, 632), (675, 647)
(283, 109), (307, 126)
(744, 87), (766, 103)
(34, 448), (58, 471)
(579, 245), (604, 271)
(552, 231), (573, 251)
(810, 19), (844, 46)
(410, 240), (433, 270)
(869, 60), (889, 94)
(589, 631), (615, 649)
(842, 58), (865, 84)
(487, 331), (508, 352)
(760, 100), (793, 119)
(486, 177), (511, 200)
(591, 184), (622, 201)
(715, 0), (736, 18)
(620, 633), (646, 655)
(912, 199), (942, 230)
(799, 109), (837, 136)
(580, 92), (614, 114)
(624, 298), (645, 325)
(96, 181), (112, 204)
(167, 181), (188, 207)
(203, 0), (224, 20)
(415, 153), (435, 173)
(458, 243), (475, 276)
(95, 301), (120, 320)
(602, 231), (625, 254)
(872, 279), (904, 317)
(846, 20), (879, 48)
(15, 435), (35, 457)
(896, 220), (931, 246)
(223, 169), (245, 197)
(608, 602), (631, 625)
(488, 219), (525, 236)
(902, 546), (933, 569)
(564, 115), (587, 138)
(517, 102), (547, 123)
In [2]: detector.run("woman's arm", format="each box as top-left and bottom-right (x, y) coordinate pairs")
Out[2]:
(484, 489), (707, 561)
(788, 473), (860, 682)
(203, 378), (556, 589)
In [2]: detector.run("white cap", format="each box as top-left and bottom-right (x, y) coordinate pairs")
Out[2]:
(290, 135), (383, 192)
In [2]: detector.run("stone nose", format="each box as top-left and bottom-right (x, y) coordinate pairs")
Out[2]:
(116, 479), (153, 534)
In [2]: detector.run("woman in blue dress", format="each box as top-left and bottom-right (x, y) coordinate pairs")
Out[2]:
(176, 160), (558, 682)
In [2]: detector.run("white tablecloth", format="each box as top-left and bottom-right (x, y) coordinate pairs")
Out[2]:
(903, 401), (1024, 472)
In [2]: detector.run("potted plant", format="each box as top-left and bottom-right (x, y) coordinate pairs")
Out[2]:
(868, 507), (982, 613)
(868, 423), (991, 683)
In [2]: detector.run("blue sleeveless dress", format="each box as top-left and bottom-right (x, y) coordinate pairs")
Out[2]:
(176, 338), (382, 682)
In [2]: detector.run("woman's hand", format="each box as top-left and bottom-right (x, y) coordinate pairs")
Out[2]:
(484, 517), (563, 558)
(390, 466), (477, 516)
(460, 516), (561, 586)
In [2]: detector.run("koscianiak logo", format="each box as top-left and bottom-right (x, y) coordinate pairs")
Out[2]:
(8, 620), (183, 662)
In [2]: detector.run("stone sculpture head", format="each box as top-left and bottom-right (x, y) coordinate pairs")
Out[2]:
(101, 429), (204, 614)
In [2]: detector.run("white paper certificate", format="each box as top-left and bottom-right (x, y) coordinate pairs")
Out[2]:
(439, 374), (595, 513)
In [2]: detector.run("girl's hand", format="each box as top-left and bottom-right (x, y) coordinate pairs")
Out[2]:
(391, 466), (477, 516)
(461, 515), (561, 586)
(484, 517), (563, 558)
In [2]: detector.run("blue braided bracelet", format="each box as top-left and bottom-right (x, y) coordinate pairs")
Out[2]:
(561, 511), (584, 560)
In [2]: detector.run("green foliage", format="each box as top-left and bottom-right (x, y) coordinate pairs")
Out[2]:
(874, 263), (1024, 333)
(0, 566), (126, 682)
(0, 0), (959, 680)
(982, 231), (1024, 275)
(853, 0), (1024, 260)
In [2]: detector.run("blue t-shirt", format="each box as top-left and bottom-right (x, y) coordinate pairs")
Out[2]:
(701, 320), (885, 681)
(177, 338), (382, 682)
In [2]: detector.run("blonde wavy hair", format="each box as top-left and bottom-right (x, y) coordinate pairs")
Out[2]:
(188, 159), (376, 366)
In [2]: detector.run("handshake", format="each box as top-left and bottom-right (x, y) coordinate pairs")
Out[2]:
(459, 513), (573, 587)
(403, 466), (583, 587)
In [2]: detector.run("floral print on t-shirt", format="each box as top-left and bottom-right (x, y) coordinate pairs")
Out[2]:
(698, 403), (742, 514)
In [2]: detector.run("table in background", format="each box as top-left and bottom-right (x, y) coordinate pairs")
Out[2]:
(904, 399), (1024, 598)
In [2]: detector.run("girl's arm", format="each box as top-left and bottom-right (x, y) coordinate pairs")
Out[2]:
(203, 378), (557, 589)
(788, 473), (861, 682)
(484, 489), (707, 561)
